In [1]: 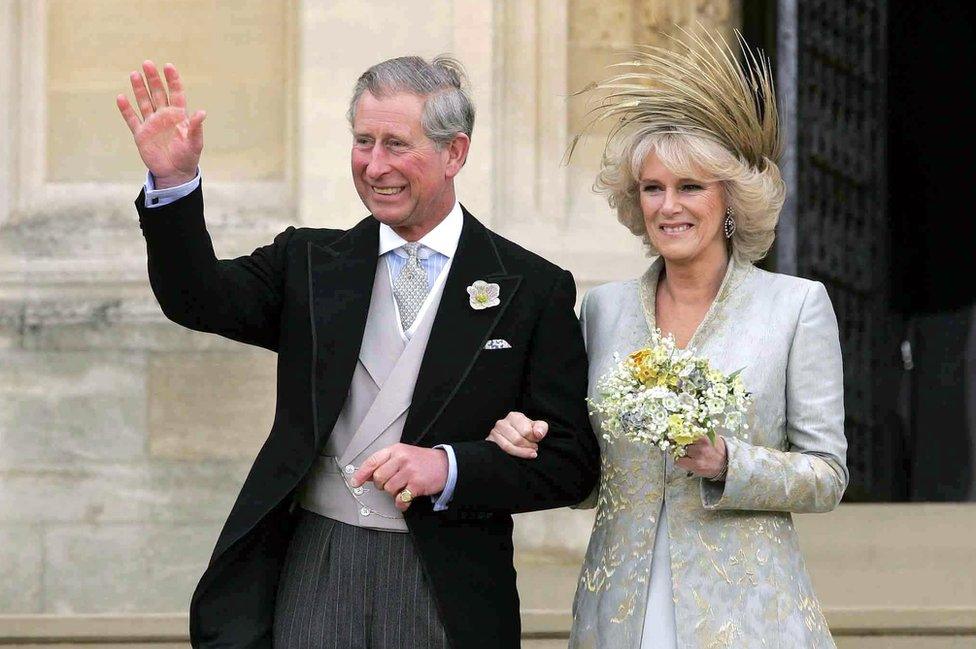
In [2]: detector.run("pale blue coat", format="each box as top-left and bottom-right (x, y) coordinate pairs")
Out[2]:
(571, 256), (848, 649)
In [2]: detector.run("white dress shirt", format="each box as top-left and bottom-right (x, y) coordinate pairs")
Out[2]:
(378, 202), (462, 341)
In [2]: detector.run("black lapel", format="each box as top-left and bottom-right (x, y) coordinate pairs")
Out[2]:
(402, 208), (522, 446)
(307, 217), (379, 450)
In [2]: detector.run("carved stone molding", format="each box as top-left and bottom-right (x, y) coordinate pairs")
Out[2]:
(0, 294), (257, 352)
(6, 0), (297, 229)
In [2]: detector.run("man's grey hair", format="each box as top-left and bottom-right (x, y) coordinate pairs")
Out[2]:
(347, 55), (475, 148)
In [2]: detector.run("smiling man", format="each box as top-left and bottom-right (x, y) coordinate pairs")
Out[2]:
(117, 56), (599, 648)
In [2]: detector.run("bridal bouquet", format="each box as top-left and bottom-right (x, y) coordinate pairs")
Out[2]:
(589, 329), (752, 458)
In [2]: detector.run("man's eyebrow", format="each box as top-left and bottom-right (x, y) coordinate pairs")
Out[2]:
(351, 130), (412, 141)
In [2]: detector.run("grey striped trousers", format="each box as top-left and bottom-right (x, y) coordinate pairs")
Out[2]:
(273, 508), (451, 649)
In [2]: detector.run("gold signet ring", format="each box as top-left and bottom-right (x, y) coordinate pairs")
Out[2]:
(398, 489), (414, 504)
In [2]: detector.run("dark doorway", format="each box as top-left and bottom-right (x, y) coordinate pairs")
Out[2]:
(888, 1), (976, 501)
(742, 0), (976, 501)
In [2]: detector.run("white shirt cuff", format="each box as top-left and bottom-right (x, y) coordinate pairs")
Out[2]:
(144, 169), (201, 208)
(431, 444), (457, 511)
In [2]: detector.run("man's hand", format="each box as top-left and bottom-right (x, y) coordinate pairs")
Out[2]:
(486, 411), (548, 459)
(350, 443), (449, 512)
(116, 61), (206, 188)
(675, 435), (728, 479)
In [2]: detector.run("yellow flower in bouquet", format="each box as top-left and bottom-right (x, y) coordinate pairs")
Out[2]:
(669, 415), (699, 447)
(627, 349), (657, 384)
(627, 348), (680, 388)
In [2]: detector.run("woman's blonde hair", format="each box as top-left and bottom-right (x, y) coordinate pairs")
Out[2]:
(595, 127), (785, 262)
(572, 30), (784, 261)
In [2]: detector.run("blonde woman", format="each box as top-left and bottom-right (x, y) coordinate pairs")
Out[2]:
(488, 33), (847, 648)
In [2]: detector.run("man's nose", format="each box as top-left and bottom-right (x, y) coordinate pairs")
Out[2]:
(364, 148), (391, 180)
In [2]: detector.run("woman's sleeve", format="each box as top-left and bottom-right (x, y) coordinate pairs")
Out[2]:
(573, 290), (600, 510)
(701, 281), (849, 513)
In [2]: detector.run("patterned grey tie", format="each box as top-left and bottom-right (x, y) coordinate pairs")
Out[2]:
(392, 242), (430, 330)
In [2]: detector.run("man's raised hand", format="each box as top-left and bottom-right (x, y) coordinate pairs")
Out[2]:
(116, 61), (205, 189)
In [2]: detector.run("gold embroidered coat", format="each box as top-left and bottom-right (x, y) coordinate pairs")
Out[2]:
(570, 256), (848, 649)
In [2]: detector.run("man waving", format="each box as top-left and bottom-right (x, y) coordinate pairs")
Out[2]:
(118, 56), (598, 648)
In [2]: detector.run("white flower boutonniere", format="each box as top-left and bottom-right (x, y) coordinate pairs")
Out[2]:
(467, 280), (501, 310)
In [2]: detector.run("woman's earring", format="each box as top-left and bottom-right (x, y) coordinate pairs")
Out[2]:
(723, 207), (736, 239)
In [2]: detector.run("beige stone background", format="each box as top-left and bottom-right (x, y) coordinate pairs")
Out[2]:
(0, 0), (974, 646)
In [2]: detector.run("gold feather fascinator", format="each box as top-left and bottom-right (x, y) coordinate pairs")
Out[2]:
(569, 28), (781, 170)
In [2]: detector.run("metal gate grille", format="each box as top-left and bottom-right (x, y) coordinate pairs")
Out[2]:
(794, 0), (901, 499)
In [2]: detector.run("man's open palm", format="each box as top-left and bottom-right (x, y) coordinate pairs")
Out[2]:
(117, 61), (205, 189)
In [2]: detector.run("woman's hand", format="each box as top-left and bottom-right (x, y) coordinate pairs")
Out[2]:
(675, 435), (728, 480)
(117, 61), (206, 188)
(486, 412), (549, 459)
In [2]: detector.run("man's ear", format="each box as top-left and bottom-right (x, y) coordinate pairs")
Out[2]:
(444, 133), (471, 179)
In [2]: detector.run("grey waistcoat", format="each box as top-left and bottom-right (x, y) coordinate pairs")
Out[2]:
(299, 256), (445, 532)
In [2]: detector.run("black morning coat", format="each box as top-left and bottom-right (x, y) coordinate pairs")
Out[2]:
(136, 184), (600, 648)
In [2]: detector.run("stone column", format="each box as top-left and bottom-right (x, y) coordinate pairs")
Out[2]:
(0, 0), (15, 233)
(512, 0), (742, 562)
(776, 0), (798, 275)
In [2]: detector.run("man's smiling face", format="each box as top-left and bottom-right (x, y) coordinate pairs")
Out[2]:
(350, 91), (458, 240)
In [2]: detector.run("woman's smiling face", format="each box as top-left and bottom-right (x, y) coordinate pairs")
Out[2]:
(639, 151), (728, 266)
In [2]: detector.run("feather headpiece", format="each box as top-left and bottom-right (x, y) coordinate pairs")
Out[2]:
(569, 28), (781, 170)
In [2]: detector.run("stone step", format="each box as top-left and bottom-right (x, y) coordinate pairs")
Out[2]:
(2, 606), (975, 648)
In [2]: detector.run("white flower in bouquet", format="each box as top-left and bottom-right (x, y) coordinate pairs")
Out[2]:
(662, 393), (680, 412)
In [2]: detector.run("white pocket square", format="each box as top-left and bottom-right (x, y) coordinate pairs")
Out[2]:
(484, 339), (512, 350)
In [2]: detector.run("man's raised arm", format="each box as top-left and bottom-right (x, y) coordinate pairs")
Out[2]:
(119, 61), (293, 351)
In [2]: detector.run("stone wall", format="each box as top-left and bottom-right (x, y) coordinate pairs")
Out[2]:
(4, 604), (976, 648)
(0, 0), (739, 614)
